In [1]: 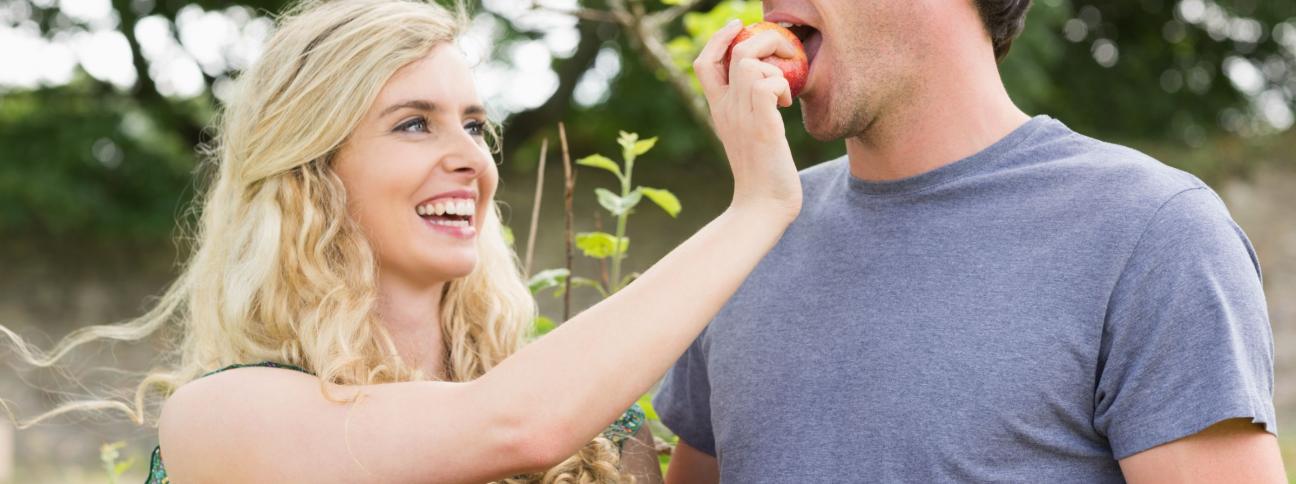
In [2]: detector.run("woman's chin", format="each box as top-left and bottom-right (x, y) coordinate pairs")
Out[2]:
(421, 253), (478, 281)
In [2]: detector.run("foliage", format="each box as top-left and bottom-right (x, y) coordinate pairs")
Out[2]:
(99, 441), (134, 484)
(0, 83), (198, 238)
(666, 0), (765, 95)
(524, 130), (682, 466)
(4, 0), (1292, 239)
(528, 130), (681, 301)
(577, 131), (679, 294)
(1001, 0), (1296, 144)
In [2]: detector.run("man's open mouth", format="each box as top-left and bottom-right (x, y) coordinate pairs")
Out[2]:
(416, 198), (475, 228)
(777, 21), (822, 66)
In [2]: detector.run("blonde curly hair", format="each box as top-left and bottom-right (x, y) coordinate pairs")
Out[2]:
(0, 0), (632, 481)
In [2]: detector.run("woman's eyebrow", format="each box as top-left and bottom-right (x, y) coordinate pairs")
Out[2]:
(380, 99), (436, 117)
(379, 101), (486, 118)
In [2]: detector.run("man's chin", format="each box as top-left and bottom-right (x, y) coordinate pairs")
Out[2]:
(801, 99), (874, 142)
(800, 108), (850, 142)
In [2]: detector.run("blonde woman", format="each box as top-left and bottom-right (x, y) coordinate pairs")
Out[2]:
(1, 0), (801, 482)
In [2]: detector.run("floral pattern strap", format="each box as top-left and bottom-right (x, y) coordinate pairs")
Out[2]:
(146, 446), (168, 484)
(602, 403), (647, 450)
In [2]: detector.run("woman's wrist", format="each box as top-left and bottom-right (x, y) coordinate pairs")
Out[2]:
(723, 197), (800, 230)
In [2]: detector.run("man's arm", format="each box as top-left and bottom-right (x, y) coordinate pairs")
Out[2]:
(665, 439), (719, 484)
(1119, 418), (1286, 483)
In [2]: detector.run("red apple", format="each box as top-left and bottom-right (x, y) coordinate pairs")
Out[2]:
(723, 22), (810, 98)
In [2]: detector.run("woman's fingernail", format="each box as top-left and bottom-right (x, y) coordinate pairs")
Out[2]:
(726, 19), (741, 29)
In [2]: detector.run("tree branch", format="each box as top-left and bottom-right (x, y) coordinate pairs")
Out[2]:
(645, 0), (705, 28)
(529, 0), (622, 23)
(606, 0), (715, 134)
(506, 0), (723, 155)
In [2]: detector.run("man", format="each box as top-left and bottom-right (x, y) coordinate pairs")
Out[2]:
(654, 0), (1286, 482)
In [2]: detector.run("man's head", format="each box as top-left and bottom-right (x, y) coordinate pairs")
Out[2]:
(762, 0), (1032, 141)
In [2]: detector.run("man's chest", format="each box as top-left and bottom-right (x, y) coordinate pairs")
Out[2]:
(699, 232), (1119, 461)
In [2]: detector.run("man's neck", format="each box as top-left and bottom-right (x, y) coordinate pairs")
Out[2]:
(375, 273), (448, 379)
(846, 50), (1031, 182)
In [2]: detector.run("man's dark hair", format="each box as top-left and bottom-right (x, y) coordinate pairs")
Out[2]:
(974, 0), (1033, 61)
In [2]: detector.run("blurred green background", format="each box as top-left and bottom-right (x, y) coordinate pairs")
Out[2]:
(1, 0), (1294, 481)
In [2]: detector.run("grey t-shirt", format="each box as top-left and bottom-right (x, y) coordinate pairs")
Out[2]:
(654, 116), (1276, 482)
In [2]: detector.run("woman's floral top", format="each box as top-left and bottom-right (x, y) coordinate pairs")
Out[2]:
(146, 361), (645, 483)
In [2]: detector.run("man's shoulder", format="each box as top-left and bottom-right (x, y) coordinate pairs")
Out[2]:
(1023, 121), (1212, 211)
(798, 156), (848, 186)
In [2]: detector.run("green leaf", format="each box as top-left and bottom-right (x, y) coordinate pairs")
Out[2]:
(638, 187), (681, 217)
(617, 130), (639, 148)
(576, 154), (623, 179)
(527, 268), (569, 294)
(570, 276), (609, 298)
(113, 457), (135, 476)
(533, 315), (556, 337)
(596, 188), (642, 216)
(661, 0), (683, 4)
(637, 393), (660, 421)
(617, 131), (640, 162)
(632, 137), (659, 157)
(576, 232), (630, 259)
(100, 441), (124, 466)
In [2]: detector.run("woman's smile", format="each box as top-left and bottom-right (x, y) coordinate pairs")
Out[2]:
(415, 189), (478, 239)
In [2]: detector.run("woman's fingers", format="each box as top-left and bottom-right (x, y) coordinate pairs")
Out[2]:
(731, 60), (788, 114)
(693, 25), (802, 219)
(727, 31), (797, 109)
(694, 19), (744, 105)
(751, 77), (793, 110)
(755, 62), (792, 108)
(752, 60), (784, 81)
(729, 58), (765, 103)
(728, 30), (799, 69)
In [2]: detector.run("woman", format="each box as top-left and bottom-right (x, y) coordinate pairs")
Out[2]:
(2, 0), (800, 482)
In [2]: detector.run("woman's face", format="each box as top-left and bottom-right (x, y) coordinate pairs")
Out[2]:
(334, 43), (497, 287)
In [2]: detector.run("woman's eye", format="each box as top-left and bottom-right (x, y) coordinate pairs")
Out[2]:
(464, 120), (486, 137)
(395, 117), (428, 133)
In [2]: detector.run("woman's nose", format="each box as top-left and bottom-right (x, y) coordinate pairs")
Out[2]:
(440, 135), (491, 178)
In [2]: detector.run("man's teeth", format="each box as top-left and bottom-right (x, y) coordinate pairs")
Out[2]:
(416, 198), (476, 218)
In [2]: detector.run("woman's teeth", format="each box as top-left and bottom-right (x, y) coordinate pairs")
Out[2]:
(428, 218), (471, 227)
(416, 198), (476, 217)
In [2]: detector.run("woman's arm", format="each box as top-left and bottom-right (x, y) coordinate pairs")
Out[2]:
(159, 21), (801, 484)
(161, 206), (793, 483)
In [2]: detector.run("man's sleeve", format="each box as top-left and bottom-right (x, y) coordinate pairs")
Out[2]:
(1093, 187), (1276, 460)
(653, 329), (717, 456)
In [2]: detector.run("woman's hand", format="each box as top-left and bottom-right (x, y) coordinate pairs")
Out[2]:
(695, 20), (803, 222)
